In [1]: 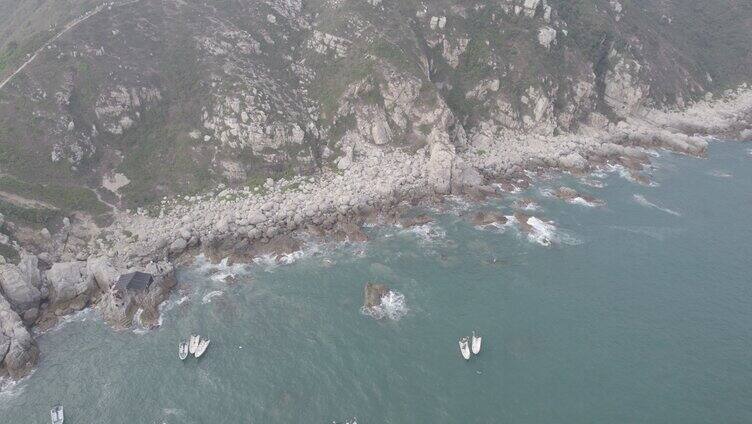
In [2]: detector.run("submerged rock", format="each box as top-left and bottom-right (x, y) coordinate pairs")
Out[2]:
(399, 214), (434, 228)
(469, 211), (508, 226)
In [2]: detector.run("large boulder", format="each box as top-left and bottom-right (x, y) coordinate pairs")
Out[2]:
(86, 257), (119, 292)
(0, 294), (38, 379)
(427, 143), (455, 194)
(0, 259), (42, 314)
(46, 261), (92, 307)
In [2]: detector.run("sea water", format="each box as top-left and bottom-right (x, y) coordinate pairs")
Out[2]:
(2, 142), (752, 423)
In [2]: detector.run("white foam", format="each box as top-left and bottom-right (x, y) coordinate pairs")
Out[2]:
(361, 290), (409, 321)
(33, 308), (94, 336)
(747, 148), (752, 157)
(0, 371), (33, 400)
(202, 290), (224, 304)
(569, 196), (604, 208)
(707, 170), (732, 178)
(633, 194), (682, 217)
(580, 178), (606, 188)
(526, 217), (556, 246)
(400, 222), (446, 243)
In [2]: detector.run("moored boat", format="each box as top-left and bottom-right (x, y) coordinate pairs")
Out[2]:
(189, 334), (200, 354)
(459, 336), (471, 360)
(195, 338), (210, 358)
(471, 331), (482, 355)
(179, 341), (189, 360)
(50, 404), (64, 424)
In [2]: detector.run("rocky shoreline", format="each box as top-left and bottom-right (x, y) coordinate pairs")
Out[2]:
(1, 86), (751, 382)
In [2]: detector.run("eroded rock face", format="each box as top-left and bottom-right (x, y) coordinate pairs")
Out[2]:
(45, 261), (93, 310)
(0, 257), (42, 314)
(0, 294), (39, 379)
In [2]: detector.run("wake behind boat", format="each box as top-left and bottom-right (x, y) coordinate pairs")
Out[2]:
(459, 336), (471, 360)
(195, 338), (210, 358)
(189, 334), (200, 355)
(179, 340), (189, 360)
(471, 331), (482, 355)
(50, 404), (64, 424)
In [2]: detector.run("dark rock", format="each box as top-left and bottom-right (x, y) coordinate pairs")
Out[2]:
(363, 283), (389, 309)
(470, 211), (508, 226)
(399, 214), (433, 228)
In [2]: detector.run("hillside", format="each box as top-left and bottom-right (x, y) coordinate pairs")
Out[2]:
(0, 0), (750, 228)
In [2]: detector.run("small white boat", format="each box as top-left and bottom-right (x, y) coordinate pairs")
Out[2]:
(189, 334), (200, 355)
(178, 341), (189, 360)
(459, 336), (471, 360)
(195, 338), (210, 358)
(50, 404), (64, 424)
(471, 331), (482, 355)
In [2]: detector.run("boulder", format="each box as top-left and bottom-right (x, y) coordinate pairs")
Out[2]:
(0, 261), (42, 313)
(46, 261), (92, 306)
(427, 143), (455, 194)
(470, 211), (508, 226)
(363, 283), (389, 309)
(86, 257), (119, 292)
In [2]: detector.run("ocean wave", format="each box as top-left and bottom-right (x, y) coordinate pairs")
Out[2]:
(505, 215), (580, 246)
(131, 308), (148, 334)
(202, 290), (224, 304)
(633, 194), (682, 217)
(251, 242), (322, 270)
(747, 148), (752, 157)
(0, 371), (33, 400)
(400, 222), (446, 243)
(526, 216), (557, 246)
(195, 255), (250, 282)
(361, 290), (408, 321)
(580, 178), (606, 188)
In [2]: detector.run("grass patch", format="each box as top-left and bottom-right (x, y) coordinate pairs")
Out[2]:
(0, 175), (107, 214)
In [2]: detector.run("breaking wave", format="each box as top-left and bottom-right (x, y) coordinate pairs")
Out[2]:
(400, 223), (446, 243)
(361, 290), (408, 321)
(633, 194), (682, 217)
(202, 290), (224, 304)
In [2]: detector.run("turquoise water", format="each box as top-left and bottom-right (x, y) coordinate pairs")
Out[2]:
(2, 142), (752, 423)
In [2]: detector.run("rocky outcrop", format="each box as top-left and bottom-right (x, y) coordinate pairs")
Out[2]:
(470, 211), (508, 227)
(0, 293), (38, 379)
(363, 283), (389, 309)
(0, 255), (43, 320)
(45, 261), (93, 313)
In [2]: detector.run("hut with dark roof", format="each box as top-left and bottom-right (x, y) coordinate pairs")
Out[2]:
(115, 271), (154, 297)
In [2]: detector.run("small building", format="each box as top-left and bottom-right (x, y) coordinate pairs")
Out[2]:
(115, 271), (154, 297)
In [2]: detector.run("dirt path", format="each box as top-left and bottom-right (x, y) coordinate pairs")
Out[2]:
(0, 0), (142, 92)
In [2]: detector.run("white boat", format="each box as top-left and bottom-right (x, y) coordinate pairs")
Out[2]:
(195, 338), (210, 358)
(459, 336), (471, 360)
(471, 331), (482, 355)
(50, 404), (64, 424)
(189, 334), (200, 355)
(179, 341), (189, 360)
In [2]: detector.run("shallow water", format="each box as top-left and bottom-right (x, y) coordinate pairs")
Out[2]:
(3, 142), (752, 423)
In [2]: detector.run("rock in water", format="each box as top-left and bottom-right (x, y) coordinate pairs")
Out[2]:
(363, 283), (389, 309)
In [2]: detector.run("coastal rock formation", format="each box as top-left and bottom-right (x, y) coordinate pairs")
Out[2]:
(363, 283), (389, 309)
(0, 293), (39, 379)
(46, 261), (93, 312)
(470, 211), (508, 227)
(0, 255), (43, 317)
